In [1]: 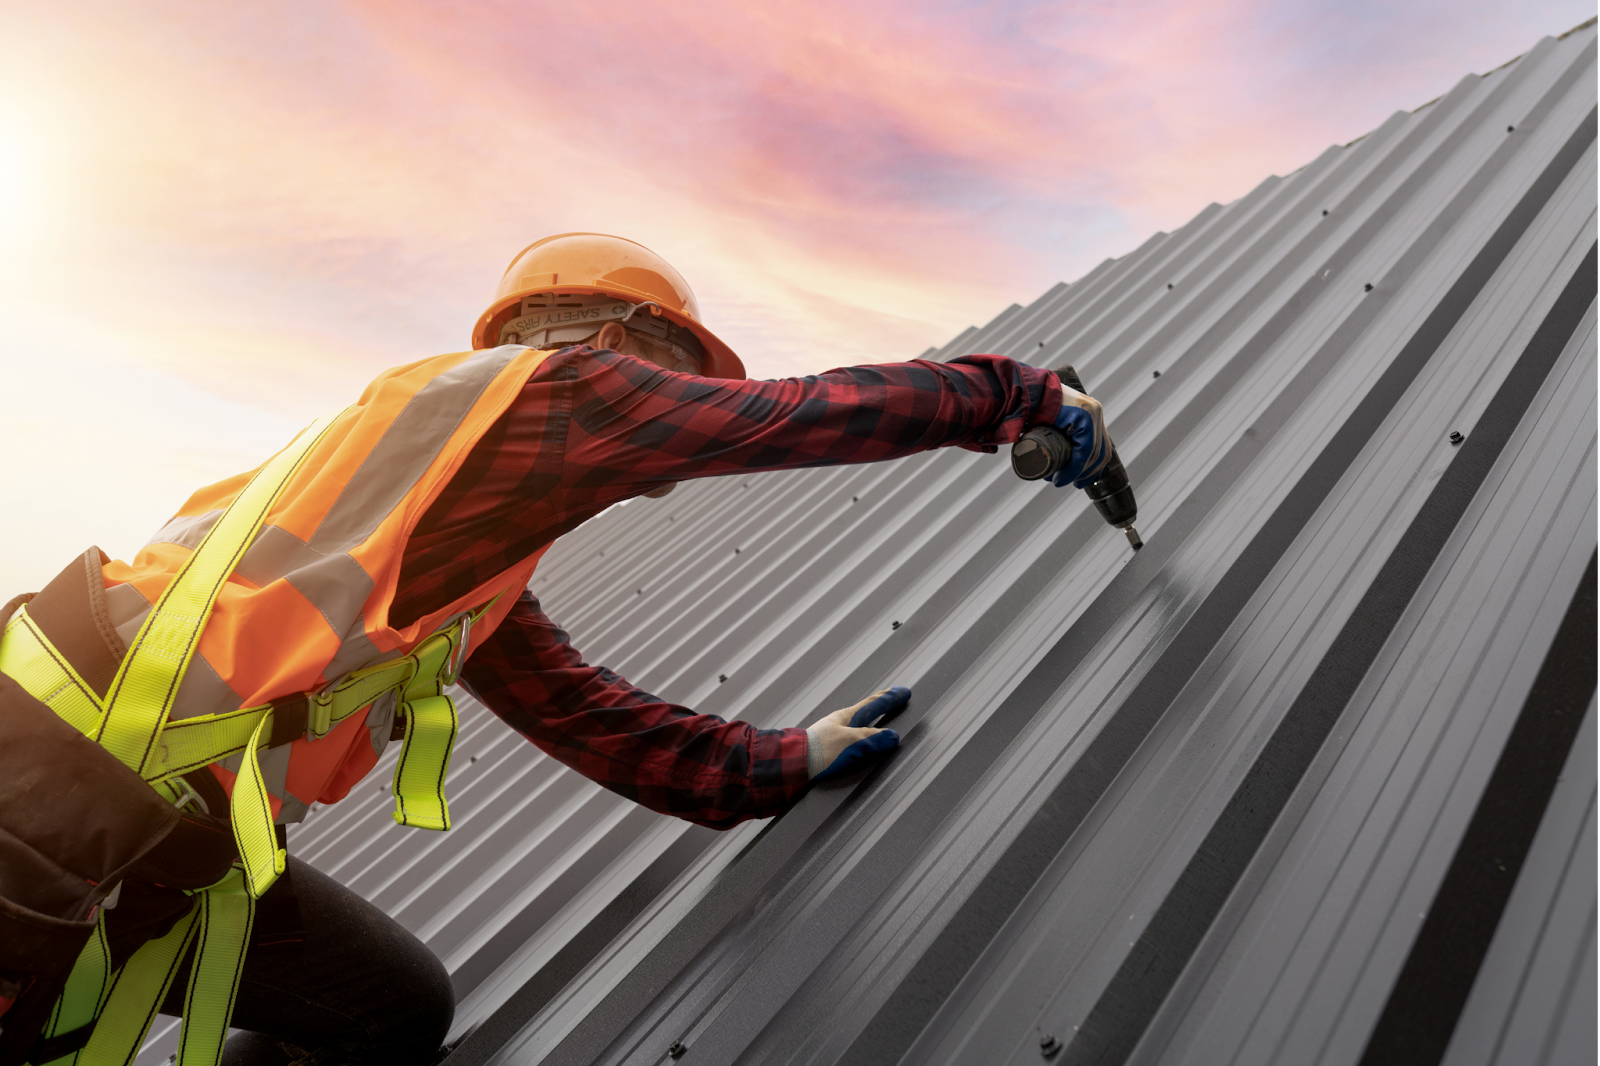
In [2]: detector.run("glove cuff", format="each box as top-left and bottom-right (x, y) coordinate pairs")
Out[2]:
(805, 725), (825, 778)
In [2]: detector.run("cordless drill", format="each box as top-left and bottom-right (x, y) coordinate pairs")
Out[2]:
(1011, 365), (1143, 550)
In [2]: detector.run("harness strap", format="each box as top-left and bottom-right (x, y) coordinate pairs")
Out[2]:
(0, 608), (103, 737)
(32, 921), (112, 1065)
(76, 905), (197, 1066)
(175, 868), (254, 1066)
(233, 712), (285, 898)
(392, 695), (459, 831)
(385, 597), (495, 831)
(96, 411), (344, 778)
(3, 599), (494, 836)
(3, 412), (503, 1063)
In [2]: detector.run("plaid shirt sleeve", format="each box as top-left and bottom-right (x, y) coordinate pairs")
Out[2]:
(407, 346), (1062, 827)
(459, 590), (811, 829)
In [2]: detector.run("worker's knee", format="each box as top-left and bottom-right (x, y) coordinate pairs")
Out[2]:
(220, 857), (456, 1064)
(385, 939), (456, 1047)
(333, 895), (455, 1062)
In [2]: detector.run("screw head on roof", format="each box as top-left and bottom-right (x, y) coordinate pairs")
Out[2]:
(1449, 431), (1464, 445)
(1152, 370), (1161, 379)
(1322, 209), (1329, 216)
(718, 674), (727, 683)
(852, 496), (859, 502)
(669, 1041), (688, 1059)
(734, 547), (740, 554)
(1040, 1033), (1062, 1057)
(1364, 283), (1374, 292)
(1507, 125), (1515, 132)
(891, 621), (902, 630)
(1166, 283), (1174, 289)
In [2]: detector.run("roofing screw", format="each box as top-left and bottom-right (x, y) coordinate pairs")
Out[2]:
(734, 547), (741, 554)
(852, 496), (859, 502)
(668, 1041), (688, 1059)
(1322, 209), (1329, 216)
(1152, 370), (1161, 379)
(718, 674), (728, 683)
(1040, 1033), (1062, 1057)
(1166, 283), (1174, 289)
(891, 621), (902, 630)
(1507, 125), (1515, 132)
(1449, 431), (1464, 445)
(1363, 283), (1373, 292)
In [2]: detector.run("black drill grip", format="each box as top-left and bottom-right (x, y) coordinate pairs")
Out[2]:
(1012, 365), (1141, 536)
(1055, 365), (1087, 394)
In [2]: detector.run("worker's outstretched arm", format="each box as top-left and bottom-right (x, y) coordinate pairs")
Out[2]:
(459, 592), (900, 828)
(397, 348), (1062, 624)
(560, 350), (1065, 484)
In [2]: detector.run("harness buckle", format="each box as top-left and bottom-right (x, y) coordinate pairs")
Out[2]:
(167, 775), (210, 816)
(444, 613), (473, 686)
(306, 684), (335, 741)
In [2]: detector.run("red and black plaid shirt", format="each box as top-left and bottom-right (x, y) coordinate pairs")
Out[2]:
(416, 346), (1061, 829)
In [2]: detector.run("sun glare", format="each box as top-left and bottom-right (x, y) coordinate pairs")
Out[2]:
(0, 129), (32, 235)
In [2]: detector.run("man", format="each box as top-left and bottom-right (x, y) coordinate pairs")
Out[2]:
(0, 234), (1110, 1066)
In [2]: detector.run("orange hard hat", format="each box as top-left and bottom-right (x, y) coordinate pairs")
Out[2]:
(472, 233), (746, 379)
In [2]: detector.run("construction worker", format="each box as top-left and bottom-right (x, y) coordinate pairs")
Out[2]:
(0, 233), (1109, 1066)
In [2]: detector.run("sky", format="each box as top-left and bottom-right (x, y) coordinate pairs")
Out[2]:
(0, 0), (1592, 591)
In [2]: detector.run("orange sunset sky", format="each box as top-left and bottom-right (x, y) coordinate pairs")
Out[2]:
(1, 1), (1592, 591)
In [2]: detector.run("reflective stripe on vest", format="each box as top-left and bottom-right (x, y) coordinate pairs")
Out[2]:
(4, 342), (548, 1063)
(96, 345), (554, 822)
(12, 413), (331, 1066)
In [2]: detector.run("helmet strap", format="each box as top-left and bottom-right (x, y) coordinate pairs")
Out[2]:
(497, 293), (704, 373)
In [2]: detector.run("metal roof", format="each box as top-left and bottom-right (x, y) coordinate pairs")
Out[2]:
(135, 21), (1598, 1066)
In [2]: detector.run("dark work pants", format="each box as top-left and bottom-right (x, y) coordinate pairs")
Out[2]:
(158, 857), (455, 1066)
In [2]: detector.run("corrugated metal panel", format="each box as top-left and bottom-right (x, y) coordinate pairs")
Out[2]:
(1439, 697), (1596, 1066)
(133, 22), (1598, 1066)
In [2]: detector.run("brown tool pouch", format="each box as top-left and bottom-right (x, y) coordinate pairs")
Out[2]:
(0, 659), (178, 1064)
(0, 556), (238, 1066)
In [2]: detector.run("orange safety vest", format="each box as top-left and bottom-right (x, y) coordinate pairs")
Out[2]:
(99, 344), (553, 824)
(0, 344), (569, 1066)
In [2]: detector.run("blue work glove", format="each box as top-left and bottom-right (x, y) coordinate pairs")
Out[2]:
(807, 686), (909, 781)
(1049, 381), (1112, 489)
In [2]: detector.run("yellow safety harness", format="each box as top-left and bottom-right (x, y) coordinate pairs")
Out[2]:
(4, 411), (487, 1066)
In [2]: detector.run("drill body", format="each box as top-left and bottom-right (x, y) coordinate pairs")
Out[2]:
(1012, 365), (1143, 549)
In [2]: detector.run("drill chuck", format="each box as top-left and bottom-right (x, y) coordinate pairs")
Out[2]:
(1011, 365), (1143, 550)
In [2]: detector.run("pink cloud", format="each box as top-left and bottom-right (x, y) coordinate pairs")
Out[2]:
(2, 0), (1591, 588)
(1, 0), (1592, 401)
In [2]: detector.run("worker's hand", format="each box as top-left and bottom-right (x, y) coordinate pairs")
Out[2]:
(1050, 380), (1112, 489)
(807, 686), (909, 781)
